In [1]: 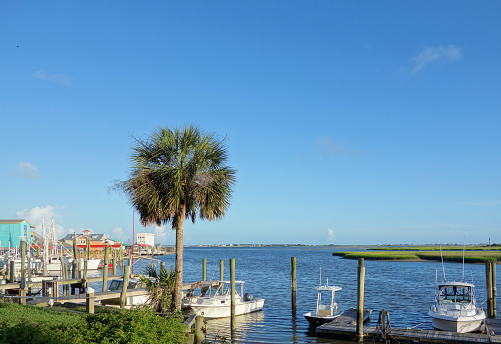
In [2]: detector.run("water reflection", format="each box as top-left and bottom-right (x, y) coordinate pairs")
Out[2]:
(204, 311), (265, 343)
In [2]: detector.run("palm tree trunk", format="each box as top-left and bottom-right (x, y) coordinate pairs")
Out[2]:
(174, 210), (185, 309)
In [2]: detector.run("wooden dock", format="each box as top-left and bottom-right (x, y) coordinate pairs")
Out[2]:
(317, 309), (501, 343)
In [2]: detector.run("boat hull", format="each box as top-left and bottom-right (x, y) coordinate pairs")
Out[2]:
(188, 298), (265, 319)
(430, 314), (484, 333)
(304, 312), (341, 327)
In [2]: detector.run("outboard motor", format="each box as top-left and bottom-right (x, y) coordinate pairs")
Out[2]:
(244, 293), (254, 301)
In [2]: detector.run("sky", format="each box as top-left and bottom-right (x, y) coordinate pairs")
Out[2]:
(1, 1), (500, 246)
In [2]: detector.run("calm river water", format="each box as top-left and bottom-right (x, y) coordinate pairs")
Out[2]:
(130, 246), (497, 344)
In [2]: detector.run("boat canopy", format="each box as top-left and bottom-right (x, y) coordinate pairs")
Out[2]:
(316, 285), (342, 292)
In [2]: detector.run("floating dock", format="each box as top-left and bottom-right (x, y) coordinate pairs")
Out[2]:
(317, 309), (501, 343)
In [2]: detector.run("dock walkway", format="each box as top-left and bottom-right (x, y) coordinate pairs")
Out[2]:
(317, 309), (501, 344)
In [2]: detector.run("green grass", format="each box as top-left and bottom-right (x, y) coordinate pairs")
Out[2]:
(333, 250), (501, 263)
(369, 245), (501, 251)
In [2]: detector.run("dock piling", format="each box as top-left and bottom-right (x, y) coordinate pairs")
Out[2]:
(219, 260), (224, 281)
(120, 265), (131, 309)
(230, 258), (236, 333)
(356, 258), (365, 343)
(291, 257), (297, 315)
(202, 259), (207, 281)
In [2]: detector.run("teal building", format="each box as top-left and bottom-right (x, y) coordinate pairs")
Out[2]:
(0, 219), (35, 248)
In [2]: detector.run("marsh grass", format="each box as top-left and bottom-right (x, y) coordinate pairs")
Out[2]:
(333, 250), (501, 262)
(369, 245), (501, 251)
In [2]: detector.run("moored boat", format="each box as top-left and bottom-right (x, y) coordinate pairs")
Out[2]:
(304, 282), (342, 327)
(182, 280), (264, 319)
(428, 281), (486, 333)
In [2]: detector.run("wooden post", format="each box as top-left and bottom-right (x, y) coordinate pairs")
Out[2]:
(20, 240), (26, 289)
(112, 251), (117, 276)
(27, 257), (32, 283)
(291, 257), (297, 314)
(160, 261), (165, 271)
(491, 262), (498, 318)
(230, 258), (236, 333)
(356, 258), (366, 343)
(120, 265), (131, 309)
(86, 287), (95, 314)
(487, 262), (494, 318)
(103, 246), (110, 292)
(73, 232), (78, 260)
(63, 262), (69, 296)
(219, 260), (224, 281)
(9, 260), (15, 283)
(119, 245), (124, 271)
(195, 315), (204, 343)
(86, 237), (90, 260)
(19, 288), (26, 305)
(202, 259), (207, 281)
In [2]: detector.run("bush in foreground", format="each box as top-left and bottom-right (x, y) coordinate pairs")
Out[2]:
(0, 303), (187, 344)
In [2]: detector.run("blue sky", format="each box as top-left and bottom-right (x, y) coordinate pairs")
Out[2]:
(1, 1), (500, 246)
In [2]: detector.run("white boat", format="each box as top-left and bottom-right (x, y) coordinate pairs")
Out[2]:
(428, 281), (486, 333)
(101, 276), (150, 308)
(304, 282), (342, 327)
(182, 280), (265, 319)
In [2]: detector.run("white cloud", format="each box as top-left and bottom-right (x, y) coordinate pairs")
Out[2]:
(154, 225), (169, 242)
(327, 228), (335, 243)
(16, 205), (65, 238)
(412, 45), (461, 73)
(112, 227), (125, 239)
(12, 161), (40, 178)
(318, 136), (362, 158)
(32, 70), (71, 86)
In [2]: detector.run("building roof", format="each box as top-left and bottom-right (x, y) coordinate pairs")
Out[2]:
(0, 219), (35, 228)
(62, 233), (106, 241)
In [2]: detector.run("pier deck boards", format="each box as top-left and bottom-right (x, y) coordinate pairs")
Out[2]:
(317, 310), (501, 344)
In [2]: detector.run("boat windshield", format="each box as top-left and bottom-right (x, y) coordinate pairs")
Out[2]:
(438, 285), (472, 303)
(109, 279), (143, 291)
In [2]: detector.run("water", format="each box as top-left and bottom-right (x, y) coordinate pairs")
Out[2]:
(128, 246), (497, 343)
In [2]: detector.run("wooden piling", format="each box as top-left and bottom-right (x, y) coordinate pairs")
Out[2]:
(291, 257), (297, 313)
(112, 251), (117, 276)
(120, 265), (131, 309)
(195, 315), (204, 343)
(103, 246), (110, 292)
(9, 260), (15, 283)
(203, 259), (207, 281)
(487, 262), (493, 317)
(20, 240), (26, 289)
(230, 258), (236, 332)
(86, 288), (95, 314)
(63, 263), (69, 295)
(160, 262), (165, 271)
(73, 232), (78, 260)
(492, 261), (497, 318)
(219, 260), (224, 281)
(356, 258), (366, 343)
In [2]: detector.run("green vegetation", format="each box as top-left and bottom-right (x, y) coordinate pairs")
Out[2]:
(333, 250), (501, 262)
(369, 245), (501, 251)
(139, 264), (177, 313)
(0, 302), (187, 344)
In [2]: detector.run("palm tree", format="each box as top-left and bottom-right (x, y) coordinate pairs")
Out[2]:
(139, 264), (178, 313)
(116, 126), (236, 309)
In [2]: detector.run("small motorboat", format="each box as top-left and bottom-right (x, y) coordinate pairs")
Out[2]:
(101, 276), (150, 308)
(304, 280), (342, 327)
(428, 281), (486, 333)
(182, 280), (265, 319)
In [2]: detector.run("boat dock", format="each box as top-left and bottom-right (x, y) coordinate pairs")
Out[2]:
(317, 309), (501, 344)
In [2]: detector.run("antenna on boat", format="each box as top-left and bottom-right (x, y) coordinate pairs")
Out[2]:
(319, 267), (322, 287)
(440, 243), (446, 282)
(462, 237), (466, 282)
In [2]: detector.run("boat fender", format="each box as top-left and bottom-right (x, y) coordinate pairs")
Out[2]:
(244, 293), (254, 301)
